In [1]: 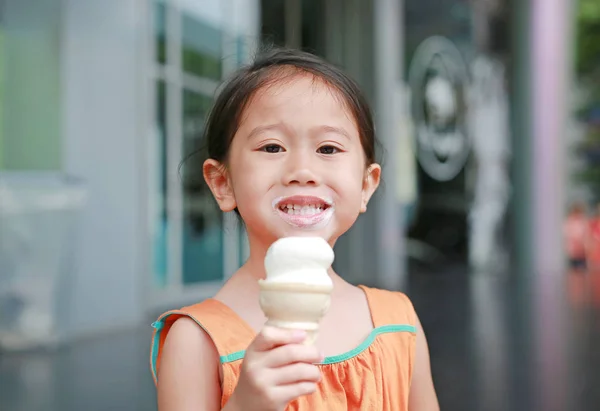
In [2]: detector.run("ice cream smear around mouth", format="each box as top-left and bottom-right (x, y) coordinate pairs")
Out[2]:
(263, 236), (334, 287)
(272, 196), (334, 229)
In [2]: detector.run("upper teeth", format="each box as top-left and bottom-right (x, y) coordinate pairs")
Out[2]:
(279, 204), (324, 216)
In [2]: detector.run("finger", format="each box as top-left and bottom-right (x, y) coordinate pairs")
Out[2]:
(269, 363), (321, 386)
(263, 343), (323, 368)
(274, 382), (318, 403)
(252, 326), (307, 352)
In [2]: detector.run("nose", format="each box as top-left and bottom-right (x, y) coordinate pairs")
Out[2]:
(282, 152), (320, 186)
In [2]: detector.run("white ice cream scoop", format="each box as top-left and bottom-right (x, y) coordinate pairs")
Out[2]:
(264, 236), (334, 286)
(259, 237), (334, 344)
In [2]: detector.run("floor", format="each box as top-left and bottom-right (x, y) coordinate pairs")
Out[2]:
(1, 267), (599, 411)
(409, 267), (600, 411)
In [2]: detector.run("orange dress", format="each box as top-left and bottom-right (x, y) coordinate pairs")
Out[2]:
(150, 285), (417, 410)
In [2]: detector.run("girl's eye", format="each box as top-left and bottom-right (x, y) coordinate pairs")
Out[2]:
(261, 144), (284, 153)
(317, 145), (339, 155)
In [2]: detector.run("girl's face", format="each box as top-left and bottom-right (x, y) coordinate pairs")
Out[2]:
(204, 74), (380, 248)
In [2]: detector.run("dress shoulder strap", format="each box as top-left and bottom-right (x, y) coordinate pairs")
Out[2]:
(150, 298), (255, 385)
(359, 285), (417, 328)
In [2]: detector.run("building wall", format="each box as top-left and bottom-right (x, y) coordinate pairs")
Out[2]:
(61, 0), (148, 337)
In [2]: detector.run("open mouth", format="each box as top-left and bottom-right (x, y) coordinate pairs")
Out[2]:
(273, 195), (334, 229)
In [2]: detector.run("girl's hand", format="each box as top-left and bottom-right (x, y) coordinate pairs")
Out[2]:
(225, 326), (323, 411)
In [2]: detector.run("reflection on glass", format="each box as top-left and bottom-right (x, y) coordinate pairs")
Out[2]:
(154, 1), (167, 64)
(153, 80), (168, 287)
(181, 89), (223, 284)
(181, 13), (222, 80)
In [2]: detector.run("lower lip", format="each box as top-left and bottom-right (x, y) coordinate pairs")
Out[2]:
(276, 207), (334, 230)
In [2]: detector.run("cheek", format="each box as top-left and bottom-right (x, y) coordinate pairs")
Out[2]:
(334, 163), (366, 191)
(229, 163), (270, 209)
(330, 170), (366, 210)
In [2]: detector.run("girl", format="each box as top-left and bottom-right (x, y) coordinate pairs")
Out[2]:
(587, 203), (600, 270)
(564, 202), (588, 271)
(151, 48), (439, 411)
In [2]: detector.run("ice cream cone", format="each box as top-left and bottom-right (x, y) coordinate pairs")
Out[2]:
(258, 281), (333, 344)
(259, 237), (335, 344)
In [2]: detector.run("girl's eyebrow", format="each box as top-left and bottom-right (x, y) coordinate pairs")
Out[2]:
(310, 125), (350, 140)
(246, 123), (288, 140)
(247, 124), (351, 140)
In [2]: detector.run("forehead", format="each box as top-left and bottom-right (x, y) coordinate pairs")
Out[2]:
(239, 73), (358, 130)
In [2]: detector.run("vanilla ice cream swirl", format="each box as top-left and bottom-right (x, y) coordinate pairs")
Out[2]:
(264, 237), (334, 287)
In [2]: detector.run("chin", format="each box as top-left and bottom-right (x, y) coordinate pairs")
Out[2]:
(279, 230), (331, 240)
(247, 210), (353, 248)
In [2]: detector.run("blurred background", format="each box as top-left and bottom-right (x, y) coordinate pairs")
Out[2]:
(0, 0), (599, 410)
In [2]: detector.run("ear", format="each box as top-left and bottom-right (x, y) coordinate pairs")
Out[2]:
(203, 159), (237, 212)
(360, 163), (381, 213)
